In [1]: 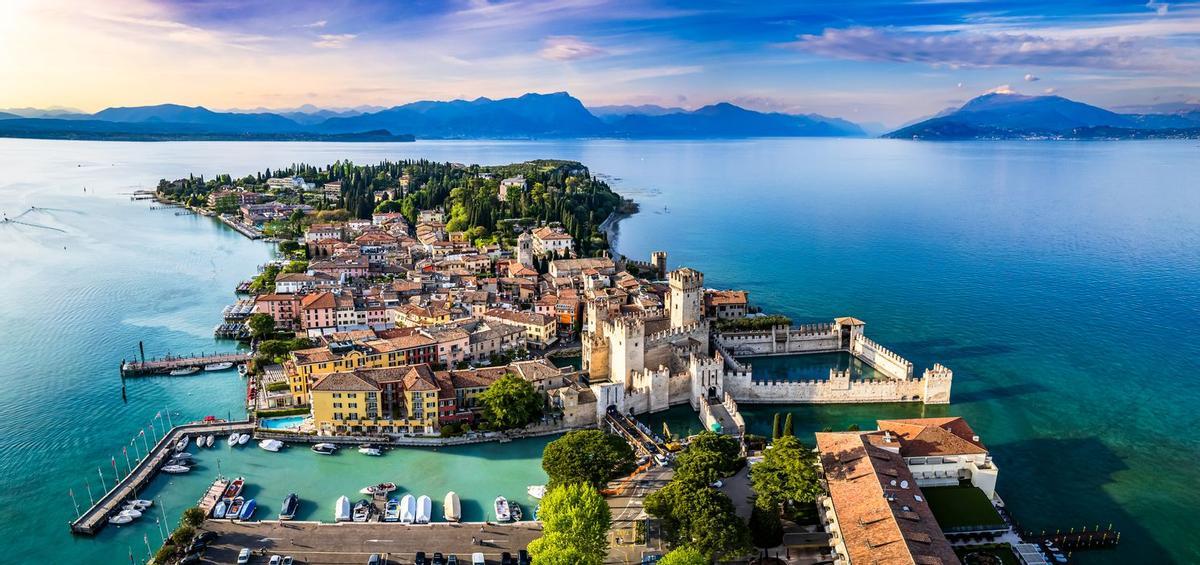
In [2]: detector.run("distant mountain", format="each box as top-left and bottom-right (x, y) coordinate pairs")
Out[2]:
(0, 106), (85, 118)
(0, 117), (413, 142)
(886, 93), (1200, 139)
(607, 102), (865, 138)
(1111, 102), (1200, 114)
(92, 104), (303, 132)
(589, 104), (688, 122)
(0, 111), (20, 120)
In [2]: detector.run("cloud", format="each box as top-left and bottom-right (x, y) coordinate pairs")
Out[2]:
(301, 20), (327, 29)
(539, 36), (604, 61)
(1024, 73), (1039, 81)
(313, 33), (356, 49)
(1146, 0), (1169, 16)
(783, 26), (1183, 71)
(1044, 87), (1058, 94)
(987, 84), (1016, 94)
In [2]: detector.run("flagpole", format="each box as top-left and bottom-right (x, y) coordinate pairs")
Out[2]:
(165, 407), (174, 428)
(131, 438), (141, 464)
(69, 489), (81, 518)
(85, 478), (95, 506)
(123, 447), (133, 475)
(111, 456), (120, 486)
(98, 467), (106, 493)
(143, 533), (152, 561)
(141, 429), (150, 453)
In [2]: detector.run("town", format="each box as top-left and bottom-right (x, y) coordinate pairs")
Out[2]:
(113, 159), (1102, 565)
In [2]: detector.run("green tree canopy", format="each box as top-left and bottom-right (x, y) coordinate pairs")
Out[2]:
(749, 435), (822, 512)
(749, 505), (784, 548)
(542, 429), (636, 489)
(658, 547), (709, 565)
(527, 483), (611, 565)
(247, 313), (276, 339)
(477, 373), (543, 430)
(782, 413), (794, 437)
(645, 480), (751, 560)
(674, 431), (743, 484)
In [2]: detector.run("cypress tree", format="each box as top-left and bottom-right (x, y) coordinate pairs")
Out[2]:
(771, 413), (781, 440)
(783, 413), (794, 437)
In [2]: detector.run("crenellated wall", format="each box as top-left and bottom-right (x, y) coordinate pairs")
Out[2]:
(715, 324), (840, 356)
(851, 334), (914, 380)
(724, 368), (936, 404)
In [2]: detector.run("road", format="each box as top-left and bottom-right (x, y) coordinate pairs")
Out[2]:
(606, 465), (673, 564)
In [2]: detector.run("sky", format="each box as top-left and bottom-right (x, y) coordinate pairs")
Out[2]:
(1, 0), (1198, 126)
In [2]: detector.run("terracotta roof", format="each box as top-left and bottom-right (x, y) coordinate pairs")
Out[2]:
(815, 432), (961, 565)
(532, 226), (573, 241)
(876, 418), (988, 457)
(706, 290), (748, 306)
(300, 292), (336, 310)
(484, 309), (551, 327)
(440, 366), (508, 390)
(312, 371), (379, 392)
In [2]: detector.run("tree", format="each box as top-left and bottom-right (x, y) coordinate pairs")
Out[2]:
(749, 505), (784, 548)
(542, 429), (636, 489)
(783, 413), (794, 437)
(847, 423), (861, 431)
(169, 524), (195, 545)
(247, 313), (275, 339)
(476, 373), (543, 430)
(645, 480), (751, 560)
(749, 435), (822, 512)
(675, 431), (743, 482)
(181, 506), (206, 528)
(771, 413), (781, 440)
(527, 483), (610, 565)
(658, 547), (709, 565)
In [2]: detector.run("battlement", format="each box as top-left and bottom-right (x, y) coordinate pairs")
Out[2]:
(647, 320), (707, 345)
(854, 334), (912, 369)
(791, 322), (839, 336)
(668, 267), (703, 289)
(924, 363), (952, 378)
(611, 308), (667, 325)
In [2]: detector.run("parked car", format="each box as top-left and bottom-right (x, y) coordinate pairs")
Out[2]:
(518, 549), (530, 565)
(269, 556), (282, 565)
(179, 554), (201, 565)
(416, 551), (428, 565)
(447, 556), (459, 565)
(367, 554), (381, 565)
(237, 548), (252, 565)
(433, 552), (446, 565)
(196, 531), (218, 544)
(472, 553), (486, 565)
(501, 551), (513, 565)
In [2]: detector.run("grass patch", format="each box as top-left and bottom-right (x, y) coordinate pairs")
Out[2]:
(922, 486), (1005, 531)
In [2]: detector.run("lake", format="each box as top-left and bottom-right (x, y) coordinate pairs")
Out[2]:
(0, 138), (1196, 564)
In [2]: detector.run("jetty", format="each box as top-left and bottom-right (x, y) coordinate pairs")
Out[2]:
(70, 420), (253, 535)
(121, 352), (252, 377)
(198, 477), (232, 517)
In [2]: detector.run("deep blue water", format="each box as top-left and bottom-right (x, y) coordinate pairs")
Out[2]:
(0, 138), (1196, 563)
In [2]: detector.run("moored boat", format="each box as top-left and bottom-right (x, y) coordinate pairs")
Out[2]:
(259, 439), (284, 452)
(444, 492), (461, 522)
(237, 433), (250, 445)
(212, 499), (228, 519)
(119, 507), (142, 519)
(510, 501), (523, 522)
(169, 367), (200, 376)
(204, 434), (215, 448)
(226, 497), (245, 519)
(238, 498), (257, 520)
(384, 497), (401, 522)
(494, 496), (510, 522)
(127, 499), (153, 510)
(280, 493), (299, 520)
(311, 443), (338, 455)
(238, 364), (248, 376)
(205, 361), (234, 371)
(527, 485), (546, 500)
(174, 436), (190, 452)
(416, 495), (432, 524)
(227, 433), (239, 446)
(162, 464), (190, 474)
(359, 482), (397, 496)
(352, 499), (372, 522)
(358, 446), (382, 456)
(109, 513), (134, 525)
(334, 495), (351, 522)
(223, 477), (245, 499)
(399, 494), (416, 524)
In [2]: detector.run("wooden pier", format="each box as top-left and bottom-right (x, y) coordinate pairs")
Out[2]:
(121, 352), (253, 377)
(70, 420), (253, 535)
(198, 477), (232, 518)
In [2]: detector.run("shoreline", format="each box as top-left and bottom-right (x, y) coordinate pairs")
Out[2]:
(599, 199), (639, 258)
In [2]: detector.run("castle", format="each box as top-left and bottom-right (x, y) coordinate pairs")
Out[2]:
(573, 265), (953, 433)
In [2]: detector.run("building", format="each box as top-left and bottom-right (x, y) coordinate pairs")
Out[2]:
(253, 294), (299, 330)
(285, 333), (437, 405)
(516, 231), (534, 268)
(299, 291), (337, 336)
(499, 175), (524, 201)
(815, 431), (961, 565)
(876, 417), (1000, 499)
(704, 289), (749, 320)
(531, 226), (574, 257)
(483, 309), (557, 348)
(393, 303), (452, 327)
(548, 257), (616, 279)
(274, 271), (336, 294)
(305, 223), (343, 243)
(309, 364), (441, 435)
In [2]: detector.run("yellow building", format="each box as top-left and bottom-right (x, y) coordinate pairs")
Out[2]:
(285, 334), (437, 405)
(309, 365), (442, 436)
(393, 303), (453, 327)
(483, 309), (557, 347)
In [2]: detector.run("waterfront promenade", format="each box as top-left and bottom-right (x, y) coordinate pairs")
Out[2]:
(120, 352), (253, 377)
(70, 420), (253, 535)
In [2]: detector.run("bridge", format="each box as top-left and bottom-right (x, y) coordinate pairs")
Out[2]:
(70, 420), (253, 535)
(120, 351), (252, 377)
(605, 408), (665, 460)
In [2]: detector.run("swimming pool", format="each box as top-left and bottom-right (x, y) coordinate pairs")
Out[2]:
(259, 415), (306, 430)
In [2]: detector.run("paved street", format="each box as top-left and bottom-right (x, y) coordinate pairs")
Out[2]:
(606, 465), (673, 564)
(197, 520), (541, 564)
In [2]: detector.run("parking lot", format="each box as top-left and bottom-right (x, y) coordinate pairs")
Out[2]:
(196, 520), (542, 564)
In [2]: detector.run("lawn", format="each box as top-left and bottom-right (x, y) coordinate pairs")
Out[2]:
(921, 486), (1006, 531)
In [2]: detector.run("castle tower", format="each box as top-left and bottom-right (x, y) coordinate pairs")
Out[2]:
(609, 317), (646, 390)
(517, 231), (534, 268)
(668, 268), (703, 329)
(921, 364), (953, 405)
(651, 251), (667, 279)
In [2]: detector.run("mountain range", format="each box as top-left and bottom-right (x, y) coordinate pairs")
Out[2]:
(886, 93), (1200, 139)
(0, 92), (864, 141)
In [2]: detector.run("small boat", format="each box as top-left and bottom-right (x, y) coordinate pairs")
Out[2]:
(238, 364), (248, 376)
(169, 367), (200, 376)
(311, 443), (338, 455)
(352, 499), (372, 522)
(527, 485), (546, 500)
(204, 362), (234, 371)
(360, 482), (397, 496)
(358, 446), (382, 456)
(494, 496), (510, 522)
(127, 499), (153, 510)
(399, 494), (416, 524)
(204, 434), (215, 448)
(227, 433), (239, 446)
(510, 501), (523, 522)
(212, 499), (228, 519)
(280, 493), (299, 520)
(162, 464), (190, 474)
(259, 439), (284, 452)
(226, 497), (245, 519)
(334, 495), (352, 522)
(384, 497), (401, 522)
(109, 513), (134, 525)
(119, 507), (143, 519)
(239, 498), (257, 520)
(223, 477), (245, 499)
(444, 492), (461, 522)
(416, 495), (432, 524)
(237, 433), (251, 445)
(174, 436), (190, 452)
(167, 454), (193, 465)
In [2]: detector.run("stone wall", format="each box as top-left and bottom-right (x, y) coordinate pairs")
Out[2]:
(850, 334), (914, 380)
(724, 368), (934, 404)
(715, 324), (840, 356)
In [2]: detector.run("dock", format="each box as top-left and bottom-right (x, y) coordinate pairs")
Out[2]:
(121, 351), (253, 377)
(199, 477), (232, 517)
(70, 420), (253, 535)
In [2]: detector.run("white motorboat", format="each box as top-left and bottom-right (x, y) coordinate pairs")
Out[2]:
(227, 433), (239, 446)
(162, 464), (190, 474)
(334, 495), (352, 522)
(359, 482), (397, 496)
(358, 446), (382, 456)
(399, 494), (416, 524)
(415, 495), (432, 524)
(127, 499), (153, 510)
(226, 497), (245, 519)
(311, 443), (338, 455)
(494, 496), (510, 522)
(238, 364), (248, 376)
(212, 499), (228, 519)
(204, 362), (234, 371)
(384, 497), (401, 522)
(237, 433), (251, 445)
(119, 507), (142, 519)
(204, 434), (215, 448)
(351, 499), (372, 522)
(169, 367), (200, 376)
(444, 492), (461, 522)
(259, 439), (284, 452)
(174, 436), (190, 452)
(526, 485), (546, 500)
(109, 513), (134, 525)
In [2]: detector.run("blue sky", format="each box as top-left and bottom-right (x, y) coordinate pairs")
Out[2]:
(3, 0), (1198, 125)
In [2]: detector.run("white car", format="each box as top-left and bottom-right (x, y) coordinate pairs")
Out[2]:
(472, 552), (486, 564)
(237, 548), (252, 564)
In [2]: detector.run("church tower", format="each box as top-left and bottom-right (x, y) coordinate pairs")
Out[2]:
(517, 230), (534, 268)
(669, 268), (703, 329)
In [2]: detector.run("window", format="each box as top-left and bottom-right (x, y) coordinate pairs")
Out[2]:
(333, 402), (343, 408)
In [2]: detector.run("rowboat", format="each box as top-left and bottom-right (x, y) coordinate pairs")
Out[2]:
(384, 497), (401, 522)
(226, 497), (245, 519)
(360, 482), (396, 496)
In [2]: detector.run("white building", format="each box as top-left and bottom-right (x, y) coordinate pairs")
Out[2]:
(876, 417), (1000, 499)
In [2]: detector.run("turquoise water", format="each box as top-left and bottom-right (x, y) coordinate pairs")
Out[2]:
(741, 352), (881, 381)
(1, 138), (1196, 563)
(259, 416), (306, 430)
